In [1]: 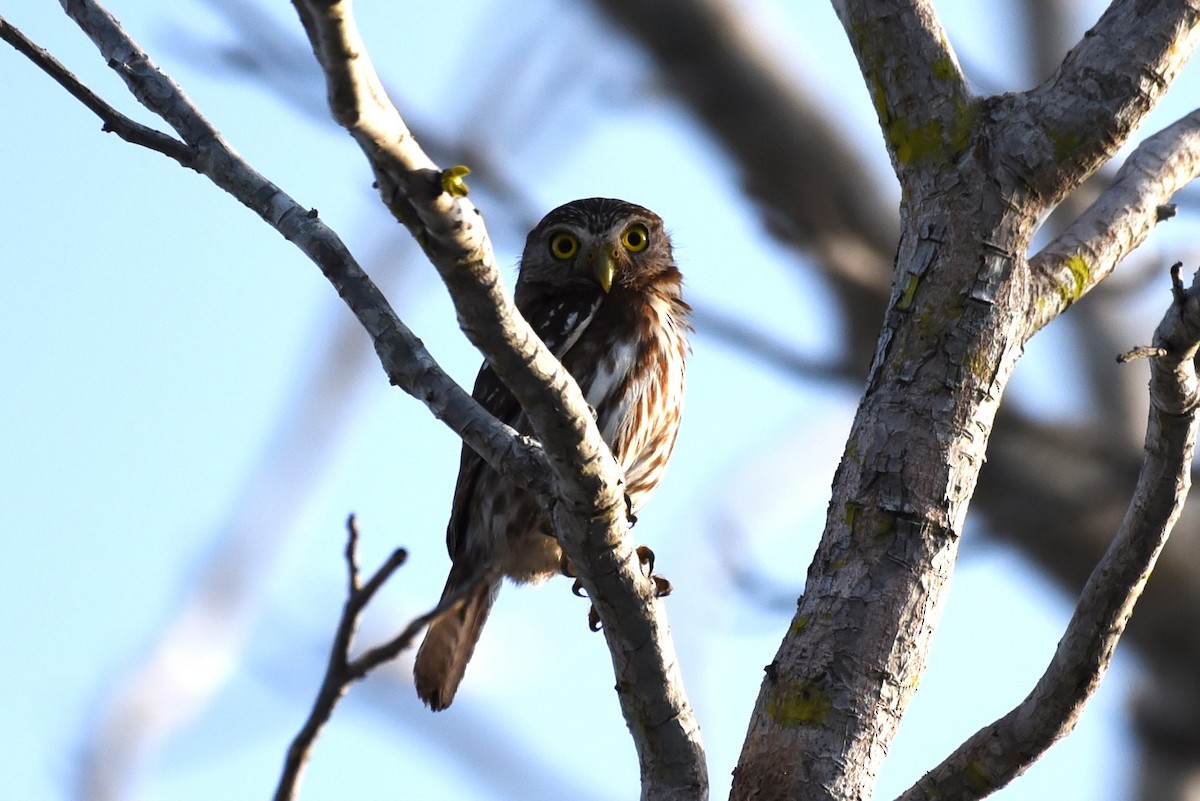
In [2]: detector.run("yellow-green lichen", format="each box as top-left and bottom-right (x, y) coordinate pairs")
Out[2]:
(897, 273), (922, 310)
(766, 683), (832, 727)
(844, 501), (858, 528)
(964, 758), (993, 794)
(892, 119), (942, 166)
(1049, 127), (1085, 162)
(874, 88), (975, 166)
(964, 344), (995, 385)
(1061, 254), (1090, 304)
(788, 614), (812, 637)
(930, 56), (957, 82)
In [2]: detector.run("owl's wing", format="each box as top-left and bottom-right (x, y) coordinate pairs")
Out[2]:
(524, 291), (605, 359)
(445, 289), (605, 559)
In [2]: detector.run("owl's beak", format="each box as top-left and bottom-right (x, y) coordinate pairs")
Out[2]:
(589, 247), (616, 293)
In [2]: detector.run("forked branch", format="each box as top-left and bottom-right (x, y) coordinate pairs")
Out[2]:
(1009, 0), (1200, 202)
(898, 262), (1200, 801)
(831, 0), (972, 179)
(1029, 109), (1200, 332)
(291, 1), (708, 796)
(4, 1), (707, 796)
(274, 516), (478, 801)
(8, 2), (549, 497)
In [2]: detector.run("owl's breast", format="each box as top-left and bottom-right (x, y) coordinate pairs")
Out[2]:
(562, 290), (689, 512)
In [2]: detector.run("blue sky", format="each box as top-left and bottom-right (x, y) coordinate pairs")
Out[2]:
(3, 1), (1195, 800)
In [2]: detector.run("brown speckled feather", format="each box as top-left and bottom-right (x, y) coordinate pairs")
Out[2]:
(413, 198), (690, 709)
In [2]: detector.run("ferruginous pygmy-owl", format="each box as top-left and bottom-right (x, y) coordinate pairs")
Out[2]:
(413, 197), (691, 710)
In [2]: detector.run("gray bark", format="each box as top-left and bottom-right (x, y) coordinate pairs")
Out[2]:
(730, 1), (1200, 798)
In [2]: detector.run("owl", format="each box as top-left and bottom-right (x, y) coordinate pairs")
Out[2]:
(413, 198), (691, 710)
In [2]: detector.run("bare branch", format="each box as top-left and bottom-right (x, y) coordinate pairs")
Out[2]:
(287, 0), (616, 504)
(10, 0), (708, 793)
(290, 2), (707, 796)
(727, 0), (1199, 795)
(289, 0), (639, 532)
(24, 0), (551, 498)
(1000, 1), (1200, 203)
(898, 262), (1200, 801)
(830, 0), (973, 181)
(274, 516), (401, 801)
(0, 15), (192, 164)
(1118, 345), (1169, 364)
(275, 516), (465, 801)
(1029, 109), (1200, 331)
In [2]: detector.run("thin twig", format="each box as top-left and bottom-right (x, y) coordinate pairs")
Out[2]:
(275, 515), (446, 801)
(347, 573), (487, 680)
(0, 15), (195, 165)
(1118, 345), (1169, 364)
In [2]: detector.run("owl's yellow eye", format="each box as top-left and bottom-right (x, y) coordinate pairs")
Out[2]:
(549, 232), (579, 260)
(621, 223), (650, 253)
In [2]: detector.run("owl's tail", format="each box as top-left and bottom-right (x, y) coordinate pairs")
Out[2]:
(413, 567), (500, 711)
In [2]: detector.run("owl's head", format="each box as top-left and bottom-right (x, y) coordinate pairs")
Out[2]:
(517, 198), (677, 293)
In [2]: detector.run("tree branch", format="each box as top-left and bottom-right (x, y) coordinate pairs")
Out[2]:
(289, 3), (707, 797)
(1028, 109), (1200, 331)
(1000, 0), (1200, 204)
(288, 0), (599, 474)
(274, 516), (402, 801)
(23, 0), (551, 499)
(830, 0), (973, 181)
(898, 262), (1200, 800)
(274, 516), (479, 801)
(0, 14), (194, 165)
(18, 0), (707, 795)
(728, 1), (1198, 796)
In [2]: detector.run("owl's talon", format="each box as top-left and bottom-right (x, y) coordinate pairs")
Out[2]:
(560, 554), (576, 578)
(624, 493), (638, 527)
(588, 606), (602, 631)
(636, 544), (656, 576)
(634, 545), (671, 596)
(572, 578), (588, 598)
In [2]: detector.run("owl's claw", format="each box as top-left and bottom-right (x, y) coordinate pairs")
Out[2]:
(560, 554), (576, 578)
(636, 545), (656, 575)
(575, 546), (668, 631)
(625, 493), (638, 527)
(636, 545), (672, 597)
